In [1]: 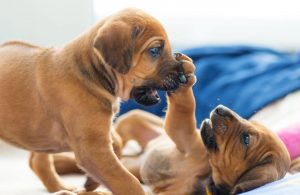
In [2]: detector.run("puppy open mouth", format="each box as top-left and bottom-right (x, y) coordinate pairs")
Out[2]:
(131, 72), (188, 106)
(131, 87), (160, 106)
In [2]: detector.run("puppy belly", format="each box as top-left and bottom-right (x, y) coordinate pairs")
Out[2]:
(0, 120), (71, 153)
(1, 134), (70, 153)
(140, 146), (201, 195)
(140, 140), (179, 185)
(140, 149), (173, 185)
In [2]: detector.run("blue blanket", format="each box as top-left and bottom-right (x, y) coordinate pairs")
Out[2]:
(119, 45), (300, 126)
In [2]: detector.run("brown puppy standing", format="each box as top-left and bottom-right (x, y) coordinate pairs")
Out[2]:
(0, 8), (187, 194)
(51, 55), (291, 194)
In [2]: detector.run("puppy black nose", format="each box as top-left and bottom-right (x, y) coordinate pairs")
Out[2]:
(215, 105), (227, 116)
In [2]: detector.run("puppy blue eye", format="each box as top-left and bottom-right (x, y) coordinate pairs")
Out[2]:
(149, 47), (162, 58)
(241, 133), (250, 146)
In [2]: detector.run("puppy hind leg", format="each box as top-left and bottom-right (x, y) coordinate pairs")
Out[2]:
(121, 155), (145, 182)
(29, 152), (76, 192)
(115, 109), (163, 151)
(290, 157), (300, 174)
(53, 153), (83, 175)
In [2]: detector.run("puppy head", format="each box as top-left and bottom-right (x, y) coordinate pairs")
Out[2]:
(200, 105), (291, 195)
(93, 8), (185, 106)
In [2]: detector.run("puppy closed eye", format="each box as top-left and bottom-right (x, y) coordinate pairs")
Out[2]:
(241, 132), (250, 147)
(148, 47), (162, 58)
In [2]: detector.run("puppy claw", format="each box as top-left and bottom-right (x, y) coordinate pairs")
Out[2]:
(174, 52), (193, 62)
(178, 72), (187, 84)
(174, 52), (182, 59)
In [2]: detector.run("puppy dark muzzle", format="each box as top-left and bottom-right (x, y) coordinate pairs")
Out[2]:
(131, 86), (160, 106)
(159, 72), (187, 91)
(131, 60), (188, 106)
(213, 105), (231, 117)
(156, 60), (187, 91)
(200, 119), (217, 150)
(210, 105), (233, 135)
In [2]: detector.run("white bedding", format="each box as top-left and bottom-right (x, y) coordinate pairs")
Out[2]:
(251, 90), (300, 132)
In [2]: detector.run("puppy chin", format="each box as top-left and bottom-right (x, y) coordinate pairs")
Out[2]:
(131, 87), (160, 106)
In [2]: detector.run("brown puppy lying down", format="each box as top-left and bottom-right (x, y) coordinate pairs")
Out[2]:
(117, 98), (291, 193)
(49, 56), (291, 195)
(0, 8), (190, 195)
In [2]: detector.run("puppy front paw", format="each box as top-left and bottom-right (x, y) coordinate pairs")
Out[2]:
(174, 52), (193, 63)
(174, 53), (196, 88)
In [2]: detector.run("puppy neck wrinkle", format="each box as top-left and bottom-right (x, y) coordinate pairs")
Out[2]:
(113, 71), (132, 101)
(60, 24), (129, 100)
(91, 61), (116, 95)
(59, 21), (117, 96)
(73, 46), (117, 96)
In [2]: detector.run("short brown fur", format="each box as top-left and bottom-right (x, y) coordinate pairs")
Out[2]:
(0, 8), (182, 195)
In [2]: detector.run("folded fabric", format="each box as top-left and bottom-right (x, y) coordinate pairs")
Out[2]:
(119, 45), (300, 127)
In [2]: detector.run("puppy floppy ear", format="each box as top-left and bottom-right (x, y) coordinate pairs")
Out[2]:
(93, 21), (141, 74)
(231, 156), (287, 194)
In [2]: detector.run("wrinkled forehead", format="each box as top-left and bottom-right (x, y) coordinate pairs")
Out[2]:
(116, 9), (167, 35)
(137, 17), (169, 50)
(111, 9), (170, 52)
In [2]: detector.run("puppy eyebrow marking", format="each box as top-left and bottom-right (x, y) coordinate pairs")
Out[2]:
(91, 62), (116, 95)
(155, 40), (165, 48)
(141, 37), (165, 50)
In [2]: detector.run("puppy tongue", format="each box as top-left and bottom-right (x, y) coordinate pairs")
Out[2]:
(150, 88), (159, 99)
(145, 88), (160, 102)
